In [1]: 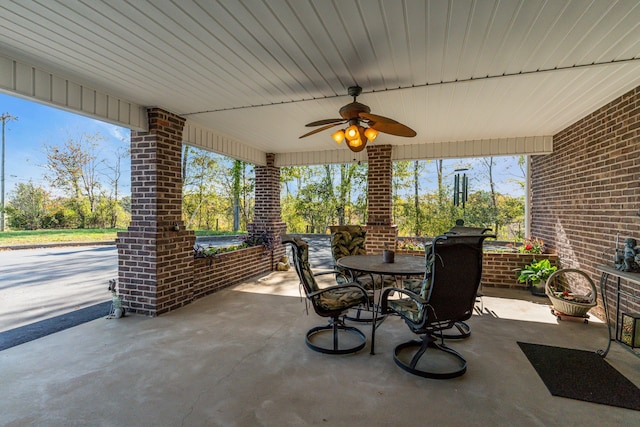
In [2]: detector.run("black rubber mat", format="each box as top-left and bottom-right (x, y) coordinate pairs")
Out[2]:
(0, 301), (111, 351)
(518, 341), (640, 411)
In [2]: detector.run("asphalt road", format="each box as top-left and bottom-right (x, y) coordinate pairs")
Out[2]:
(0, 236), (333, 334)
(0, 245), (117, 333)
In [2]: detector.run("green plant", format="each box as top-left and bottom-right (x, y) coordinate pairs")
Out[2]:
(516, 258), (557, 285)
(397, 238), (425, 251)
(519, 237), (545, 254)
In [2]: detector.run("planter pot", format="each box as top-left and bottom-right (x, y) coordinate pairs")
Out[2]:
(530, 280), (547, 296)
(383, 250), (395, 263)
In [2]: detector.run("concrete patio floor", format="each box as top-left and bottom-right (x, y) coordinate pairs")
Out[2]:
(1, 268), (638, 426)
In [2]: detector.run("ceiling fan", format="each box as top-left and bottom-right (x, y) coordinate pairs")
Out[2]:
(299, 86), (417, 152)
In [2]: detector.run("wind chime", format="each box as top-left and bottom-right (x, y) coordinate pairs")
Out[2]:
(453, 168), (469, 211)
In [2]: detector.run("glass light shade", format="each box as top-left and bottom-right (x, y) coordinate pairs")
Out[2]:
(331, 130), (345, 144)
(347, 138), (363, 148)
(364, 127), (378, 142)
(345, 125), (359, 141)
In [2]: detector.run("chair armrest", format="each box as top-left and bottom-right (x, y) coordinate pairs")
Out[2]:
(380, 287), (426, 313)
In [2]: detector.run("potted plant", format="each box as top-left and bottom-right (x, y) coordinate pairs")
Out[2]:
(517, 258), (557, 296)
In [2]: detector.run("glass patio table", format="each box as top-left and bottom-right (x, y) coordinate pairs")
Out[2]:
(336, 254), (425, 354)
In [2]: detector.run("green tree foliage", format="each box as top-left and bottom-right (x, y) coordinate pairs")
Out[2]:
(43, 132), (104, 227)
(7, 131), (131, 231)
(280, 162), (368, 233)
(182, 146), (254, 231)
(6, 182), (49, 230)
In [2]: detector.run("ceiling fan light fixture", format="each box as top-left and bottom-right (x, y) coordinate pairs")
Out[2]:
(347, 138), (363, 149)
(364, 127), (378, 142)
(345, 124), (359, 141)
(331, 129), (345, 144)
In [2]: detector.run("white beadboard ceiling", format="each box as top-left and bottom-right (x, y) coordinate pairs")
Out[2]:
(0, 0), (639, 165)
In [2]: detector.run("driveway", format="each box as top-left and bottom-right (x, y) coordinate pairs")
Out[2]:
(0, 235), (333, 335)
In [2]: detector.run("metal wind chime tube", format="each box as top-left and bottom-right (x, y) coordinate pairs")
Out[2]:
(453, 169), (469, 209)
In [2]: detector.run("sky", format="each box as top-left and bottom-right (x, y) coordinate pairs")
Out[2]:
(0, 92), (524, 202)
(0, 92), (130, 197)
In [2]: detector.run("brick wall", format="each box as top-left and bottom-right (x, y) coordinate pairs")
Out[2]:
(397, 249), (558, 290)
(530, 85), (640, 320)
(118, 109), (275, 316)
(366, 145), (397, 252)
(193, 246), (272, 300)
(117, 108), (197, 316)
(248, 153), (286, 267)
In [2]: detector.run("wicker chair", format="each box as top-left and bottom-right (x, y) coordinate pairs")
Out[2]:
(381, 234), (492, 378)
(282, 235), (370, 354)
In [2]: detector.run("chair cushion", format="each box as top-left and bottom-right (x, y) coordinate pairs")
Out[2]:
(387, 298), (422, 324)
(314, 287), (368, 312)
(330, 226), (367, 259)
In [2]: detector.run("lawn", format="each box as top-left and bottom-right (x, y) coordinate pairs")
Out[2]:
(0, 229), (240, 246)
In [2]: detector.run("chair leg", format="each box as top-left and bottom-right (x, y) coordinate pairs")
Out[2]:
(440, 321), (471, 339)
(393, 335), (467, 379)
(305, 318), (366, 355)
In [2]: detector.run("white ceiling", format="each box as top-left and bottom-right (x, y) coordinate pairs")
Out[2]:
(1, 0), (639, 160)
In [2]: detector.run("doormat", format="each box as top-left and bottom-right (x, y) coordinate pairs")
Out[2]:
(517, 342), (640, 411)
(0, 301), (111, 351)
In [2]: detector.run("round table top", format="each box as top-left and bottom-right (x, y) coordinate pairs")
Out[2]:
(336, 254), (425, 276)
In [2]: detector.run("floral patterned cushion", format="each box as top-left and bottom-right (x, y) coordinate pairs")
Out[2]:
(288, 236), (367, 311)
(330, 225), (368, 259)
(313, 286), (368, 311)
(387, 298), (422, 324)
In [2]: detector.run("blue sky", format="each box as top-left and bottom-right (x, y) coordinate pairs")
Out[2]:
(0, 93), (130, 196)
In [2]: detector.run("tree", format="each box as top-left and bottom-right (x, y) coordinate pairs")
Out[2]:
(104, 145), (129, 228)
(43, 132), (104, 228)
(6, 181), (49, 230)
(231, 160), (242, 231)
(479, 157), (499, 234)
(182, 150), (221, 229)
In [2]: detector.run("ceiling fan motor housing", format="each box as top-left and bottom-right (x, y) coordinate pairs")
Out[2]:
(339, 102), (370, 120)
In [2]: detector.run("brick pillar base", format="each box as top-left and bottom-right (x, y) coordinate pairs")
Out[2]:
(116, 108), (195, 317)
(366, 145), (397, 253)
(248, 153), (286, 268)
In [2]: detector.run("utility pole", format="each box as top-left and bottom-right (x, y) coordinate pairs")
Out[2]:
(1, 113), (17, 232)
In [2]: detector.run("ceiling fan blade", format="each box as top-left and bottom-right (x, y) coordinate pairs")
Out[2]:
(305, 118), (345, 127)
(360, 112), (417, 137)
(299, 122), (344, 139)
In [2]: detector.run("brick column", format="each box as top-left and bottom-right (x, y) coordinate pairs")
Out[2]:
(116, 108), (195, 316)
(247, 153), (286, 268)
(366, 145), (397, 253)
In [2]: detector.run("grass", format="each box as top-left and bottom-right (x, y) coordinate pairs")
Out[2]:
(0, 229), (242, 246)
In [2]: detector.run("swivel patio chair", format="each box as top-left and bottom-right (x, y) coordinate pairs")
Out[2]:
(400, 228), (494, 339)
(381, 233), (491, 378)
(329, 225), (372, 286)
(282, 235), (370, 354)
(329, 225), (380, 322)
(445, 225), (494, 316)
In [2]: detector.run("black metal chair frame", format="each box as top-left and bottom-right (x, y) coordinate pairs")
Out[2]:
(282, 235), (370, 355)
(381, 233), (492, 378)
(441, 226), (494, 338)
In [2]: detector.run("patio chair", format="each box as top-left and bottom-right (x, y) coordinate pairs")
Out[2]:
(446, 225), (494, 315)
(381, 233), (491, 378)
(400, 227), (494, 338)
(282, 235), (370, 354)
(329, 225), (381, 322)
(329, 225), (372, 286)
